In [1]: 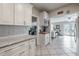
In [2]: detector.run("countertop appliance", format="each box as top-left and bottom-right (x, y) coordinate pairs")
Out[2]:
(29, 26), (37, 35)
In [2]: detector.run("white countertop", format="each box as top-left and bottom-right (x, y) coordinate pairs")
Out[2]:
(0, 34), (37, 48)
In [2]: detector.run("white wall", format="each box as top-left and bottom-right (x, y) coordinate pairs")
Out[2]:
(50, 13), (78, 23)
(49, 4), (79, 18)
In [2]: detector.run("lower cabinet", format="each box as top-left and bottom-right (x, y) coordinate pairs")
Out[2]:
(0, 39), (36, 56)
(45, 34), (50, 45)
(39, 34), (50, 46)
(29, 39), (36, 56)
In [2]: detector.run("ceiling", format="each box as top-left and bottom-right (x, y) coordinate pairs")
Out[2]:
(32, 3), (69, 11)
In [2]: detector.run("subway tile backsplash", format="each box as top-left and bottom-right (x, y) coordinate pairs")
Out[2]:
(0, 25), (29, 37)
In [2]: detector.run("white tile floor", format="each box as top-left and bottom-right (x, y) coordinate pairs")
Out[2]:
(30, 36), (77, 56)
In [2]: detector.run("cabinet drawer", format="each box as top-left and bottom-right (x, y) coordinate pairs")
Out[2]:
(13, 49), (27, 56)
(18, 50), (26, 56)
(0, 48), (14, 56)
(0, 41), (25, 53)
(0, 39), (30, 56)
(13, 45), (29, 56)
(0, 41), (27, 56)
(14, 49), (29, 56)
(0, 44), (26, 56)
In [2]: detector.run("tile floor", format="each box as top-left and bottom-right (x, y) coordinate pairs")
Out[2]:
(30, 36), (77, 56)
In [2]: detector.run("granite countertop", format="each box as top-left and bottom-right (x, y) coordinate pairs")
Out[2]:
(0, 34), (37, 48)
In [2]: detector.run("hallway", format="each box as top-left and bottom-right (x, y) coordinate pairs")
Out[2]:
(34, 36), (76, 56)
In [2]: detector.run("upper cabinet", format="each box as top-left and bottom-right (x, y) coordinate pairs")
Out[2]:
(0, 4), (3, 24)
(0, 4), (14, 25)
(24, 4), (33, 26)
(0, 3), (33, 26)
(14, 3), (33, 26)
(14, 4), (25, 25)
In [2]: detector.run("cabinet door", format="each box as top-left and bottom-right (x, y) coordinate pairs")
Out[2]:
(25, 41), (30, 56)
(14, 4), (25, 25)
(29, 39), (36, 56)
(0, 4), (14, 25)
(0, 4), (3, 24)
(24, 4), (32, 26)
(45, 34), (50, 45)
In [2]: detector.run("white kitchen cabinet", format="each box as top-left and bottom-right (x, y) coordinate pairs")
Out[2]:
(0, 4), (14, 25)
(39, 34), (50, 46)
(45, 34), (50, 45)
(14, 3), (33, 26)
(24, 4), (33, 26)
(0, 4), (3, 24)
(0, 3), (32, 25)
(0, 41), (26, 56)
(14, 4), (25, 25)
(0, 38), (36, 56)
(29, 39), (36, 56)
